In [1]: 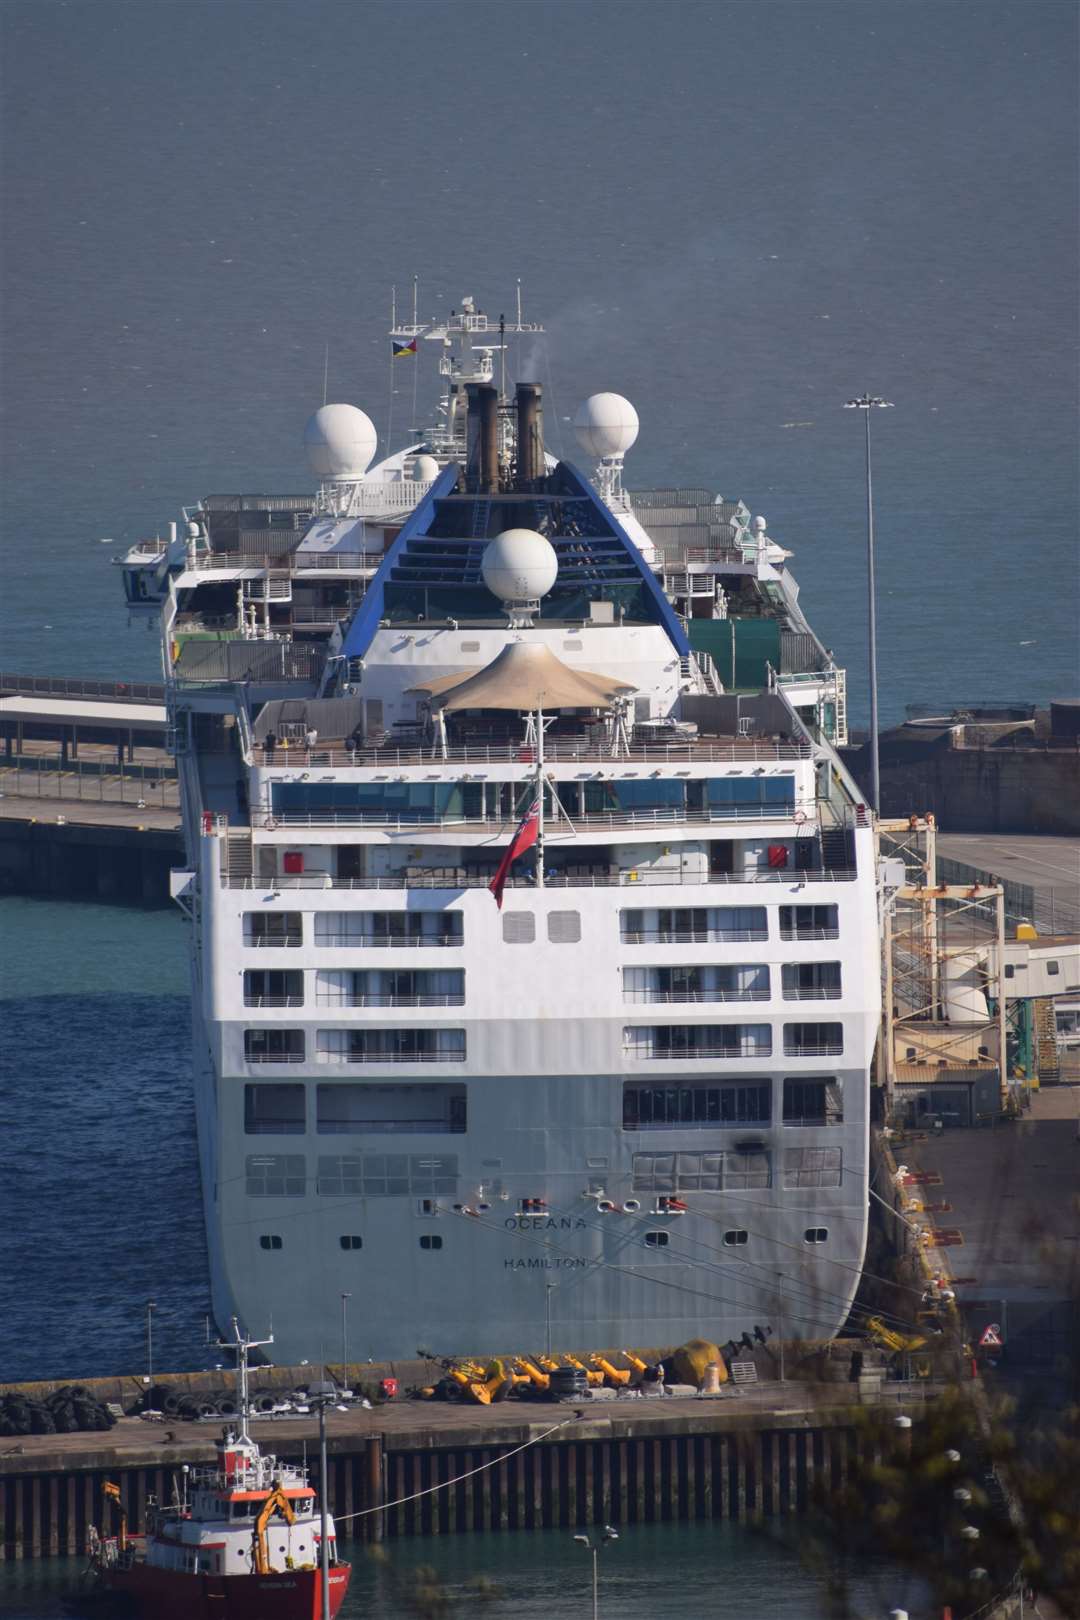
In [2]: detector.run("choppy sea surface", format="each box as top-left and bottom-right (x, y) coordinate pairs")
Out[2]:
(0, 1522), (931, 1620)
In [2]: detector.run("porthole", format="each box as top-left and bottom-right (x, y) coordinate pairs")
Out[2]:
(644, 1231), (670, 1248)
(804, 1227), (829, 1245)
(722, 1230), (749, 1247)
(340, 1235), (363, 1250)
(419, 1234), (443, 1251)
(259, 1234), (283, 1251)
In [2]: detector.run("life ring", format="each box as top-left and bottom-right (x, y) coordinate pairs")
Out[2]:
(793, 809), (808, 825)
(264, 815), (278, 831)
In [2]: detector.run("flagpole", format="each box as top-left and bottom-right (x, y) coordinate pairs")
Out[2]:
(535, 702), (545, 889)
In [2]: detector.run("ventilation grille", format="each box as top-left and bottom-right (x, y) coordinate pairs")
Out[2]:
(547, 910), (582, 943)
(502, 912), (536, 944)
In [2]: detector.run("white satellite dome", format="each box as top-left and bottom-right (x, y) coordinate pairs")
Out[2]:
(481, 528), (559, 603)
(574, 392), (639, 459)
(304, 403), (377, 481)
(412, 453), (439, 483)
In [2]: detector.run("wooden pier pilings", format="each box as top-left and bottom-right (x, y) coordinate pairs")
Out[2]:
(0, 1405), (872, 1561)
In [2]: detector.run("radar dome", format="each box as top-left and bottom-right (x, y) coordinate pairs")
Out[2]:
(412, 453), (439, 483)
(304, 404), (377, 481)
(481, 528), (558, 603)
(574, 393), (639, 459)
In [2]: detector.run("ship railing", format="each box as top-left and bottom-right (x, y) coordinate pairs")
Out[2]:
(779, 926), (841, 941)
(315, 992), (466, 1007)
(256, 739), (811, 766)
(622, 988), (770, 1004)
(780, 986), (844, 1000)
(317, 1049), (467, 1064)
(261, 804), (813, 830)
(783, 1041), (845, 1058)
(224, 868), (859, 891)
(243, 995), (305, 1007)
(0, 671), (165, 703)
(625, 1043), (773, 1061)
(189, 549), (380, 572)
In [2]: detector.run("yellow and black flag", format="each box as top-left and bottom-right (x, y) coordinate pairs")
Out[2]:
(392, 338), (417, 358)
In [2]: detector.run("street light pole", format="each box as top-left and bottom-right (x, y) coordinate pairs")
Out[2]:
(146, 1300), (156, 1396)
(573, 1526), (618, 1619)
(340, 1292), (351, 1375)
(844, 393), (893, 813)
(308, 1381), (335, 1620)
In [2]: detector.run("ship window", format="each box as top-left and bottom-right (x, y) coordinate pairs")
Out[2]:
(643, 1231), (670, 1248)
(620, 906), (767, 944)
(244, 969), (304, 1007)
(419, 1234), (443, 1250)
(502, 913), (536, 944)
(547, 910), (581, 943)
(783, 1023), (843, 1057)
(314, 910), (463, 947)
(782, 1078), (843, 1126)
(707, 775), (795, 809)
(316, 1028), (465, 1062)
(722, 1230), (749, 1247)
(245, 1084), (305, 1134)
(316, 1082), (467, 1133)
(781, 962), (842, 1000)
(623, 1081), (771, 1129)
(245, 1029), (306, 1063)
(778, 904), (838, 941)
(340, 1235), (363, 1249)
(804, 1228), (829, 1244)
(623, 1024), (771, 1059)
(259, 1235), (283, 1250)
(244, 911), (303, 947)
(317, 1152), (459, 1198)
(783, 1146), (843, 1189)
(632, 1150), (771, 1193)
(246, 1154), (306, 1197)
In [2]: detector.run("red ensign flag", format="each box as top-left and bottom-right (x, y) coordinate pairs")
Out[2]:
(488, 795), (540, 909)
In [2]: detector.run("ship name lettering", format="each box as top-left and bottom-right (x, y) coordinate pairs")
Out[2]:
(504, 1216), (587, 1232)
(503, 1257), (588, 1271)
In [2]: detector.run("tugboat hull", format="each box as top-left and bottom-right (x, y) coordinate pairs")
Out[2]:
(103, 1561), (351, 1618)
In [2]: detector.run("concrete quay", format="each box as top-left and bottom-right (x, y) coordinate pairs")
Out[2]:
(0, 1380), (931, 1560)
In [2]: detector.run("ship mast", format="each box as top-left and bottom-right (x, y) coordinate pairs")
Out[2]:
(217, 1317), (274, 1446)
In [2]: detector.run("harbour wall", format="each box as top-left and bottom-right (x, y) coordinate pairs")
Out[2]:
(0, 1400), (906, 1560)
(0, 820), (181, 906)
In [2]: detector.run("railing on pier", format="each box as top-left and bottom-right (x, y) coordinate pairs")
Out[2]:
(0, 671), (165, 704)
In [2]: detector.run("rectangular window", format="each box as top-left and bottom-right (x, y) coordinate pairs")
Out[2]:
(316, 1153), (459, 1198)
(620, 906), (768, 944)
(316, 1083), (466, 1134)
(722, 1230), (748, 1247)
(244, 1083), (305, 1134)
(778, 904), (839, 941)
(243, 969), (304, 1008)
(624, 1024), (772, 1060)
(245, 1029), (306, 1063)
(781, 962), (842, 1000)
(246, 1154), (306, 1196)
(783, 1022), (843, 1057)
(315, 968), (464, 1006)
(632, 1149), (771, 1192)
(259, 1234), (283, 1250)
(419, 1234), (443, 1250)
(707, 774), (795, 811)
(316, 1029), (465, 1063)
(622, 964), (769, 1003)
(623, 1081), (771, 1129)
(272, 780), (482, 821)
(340, 1234), (363, 1249)
(314, 911), (464, 948)
(783, 1146), (843, 1189)
(644, 1231), (670, 1248)
(244, 911), (302, 947)
(782, 1078), (844, 1126)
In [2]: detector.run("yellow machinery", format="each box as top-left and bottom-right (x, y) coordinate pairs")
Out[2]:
(102, 1481), (128, 1554)
(252, 1483), (295, 1575)
(514, 1357), (550, 1391)
(865, 1315), (928, 1353)
(590, 1354), (631, 1387)
(446, 1358), (519, 1405)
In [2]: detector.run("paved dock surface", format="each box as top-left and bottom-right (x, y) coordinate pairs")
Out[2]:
(937, 833), (1080, 895)
(0, 1379), (911, 1476)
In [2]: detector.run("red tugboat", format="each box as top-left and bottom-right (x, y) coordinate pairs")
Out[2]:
(87, 1323), (351, 1618)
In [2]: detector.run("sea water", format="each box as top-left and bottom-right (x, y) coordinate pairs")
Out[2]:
(0, 1522), (931, 1619)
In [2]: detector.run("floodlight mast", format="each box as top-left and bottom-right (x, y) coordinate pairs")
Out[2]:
(844, 393), (893, 813)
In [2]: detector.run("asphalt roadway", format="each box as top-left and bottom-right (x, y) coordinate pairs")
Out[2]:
(937, 833), (1080, 901)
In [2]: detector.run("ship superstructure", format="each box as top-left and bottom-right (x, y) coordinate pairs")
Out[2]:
(131, 298), (878, 1363)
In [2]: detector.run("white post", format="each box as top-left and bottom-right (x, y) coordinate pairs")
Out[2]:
(591, 1545), (599, 1620)
(146, 1300), (156, 1395)
(778, 1274), (785, 1382)
(535, 704), (546, 889)
(318, 1400), (331, 1620)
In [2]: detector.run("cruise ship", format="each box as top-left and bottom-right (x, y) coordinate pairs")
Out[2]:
(119, 297), (880, 1364)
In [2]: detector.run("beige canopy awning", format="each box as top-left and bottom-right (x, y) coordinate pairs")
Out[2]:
(406, 640), (637, 712)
